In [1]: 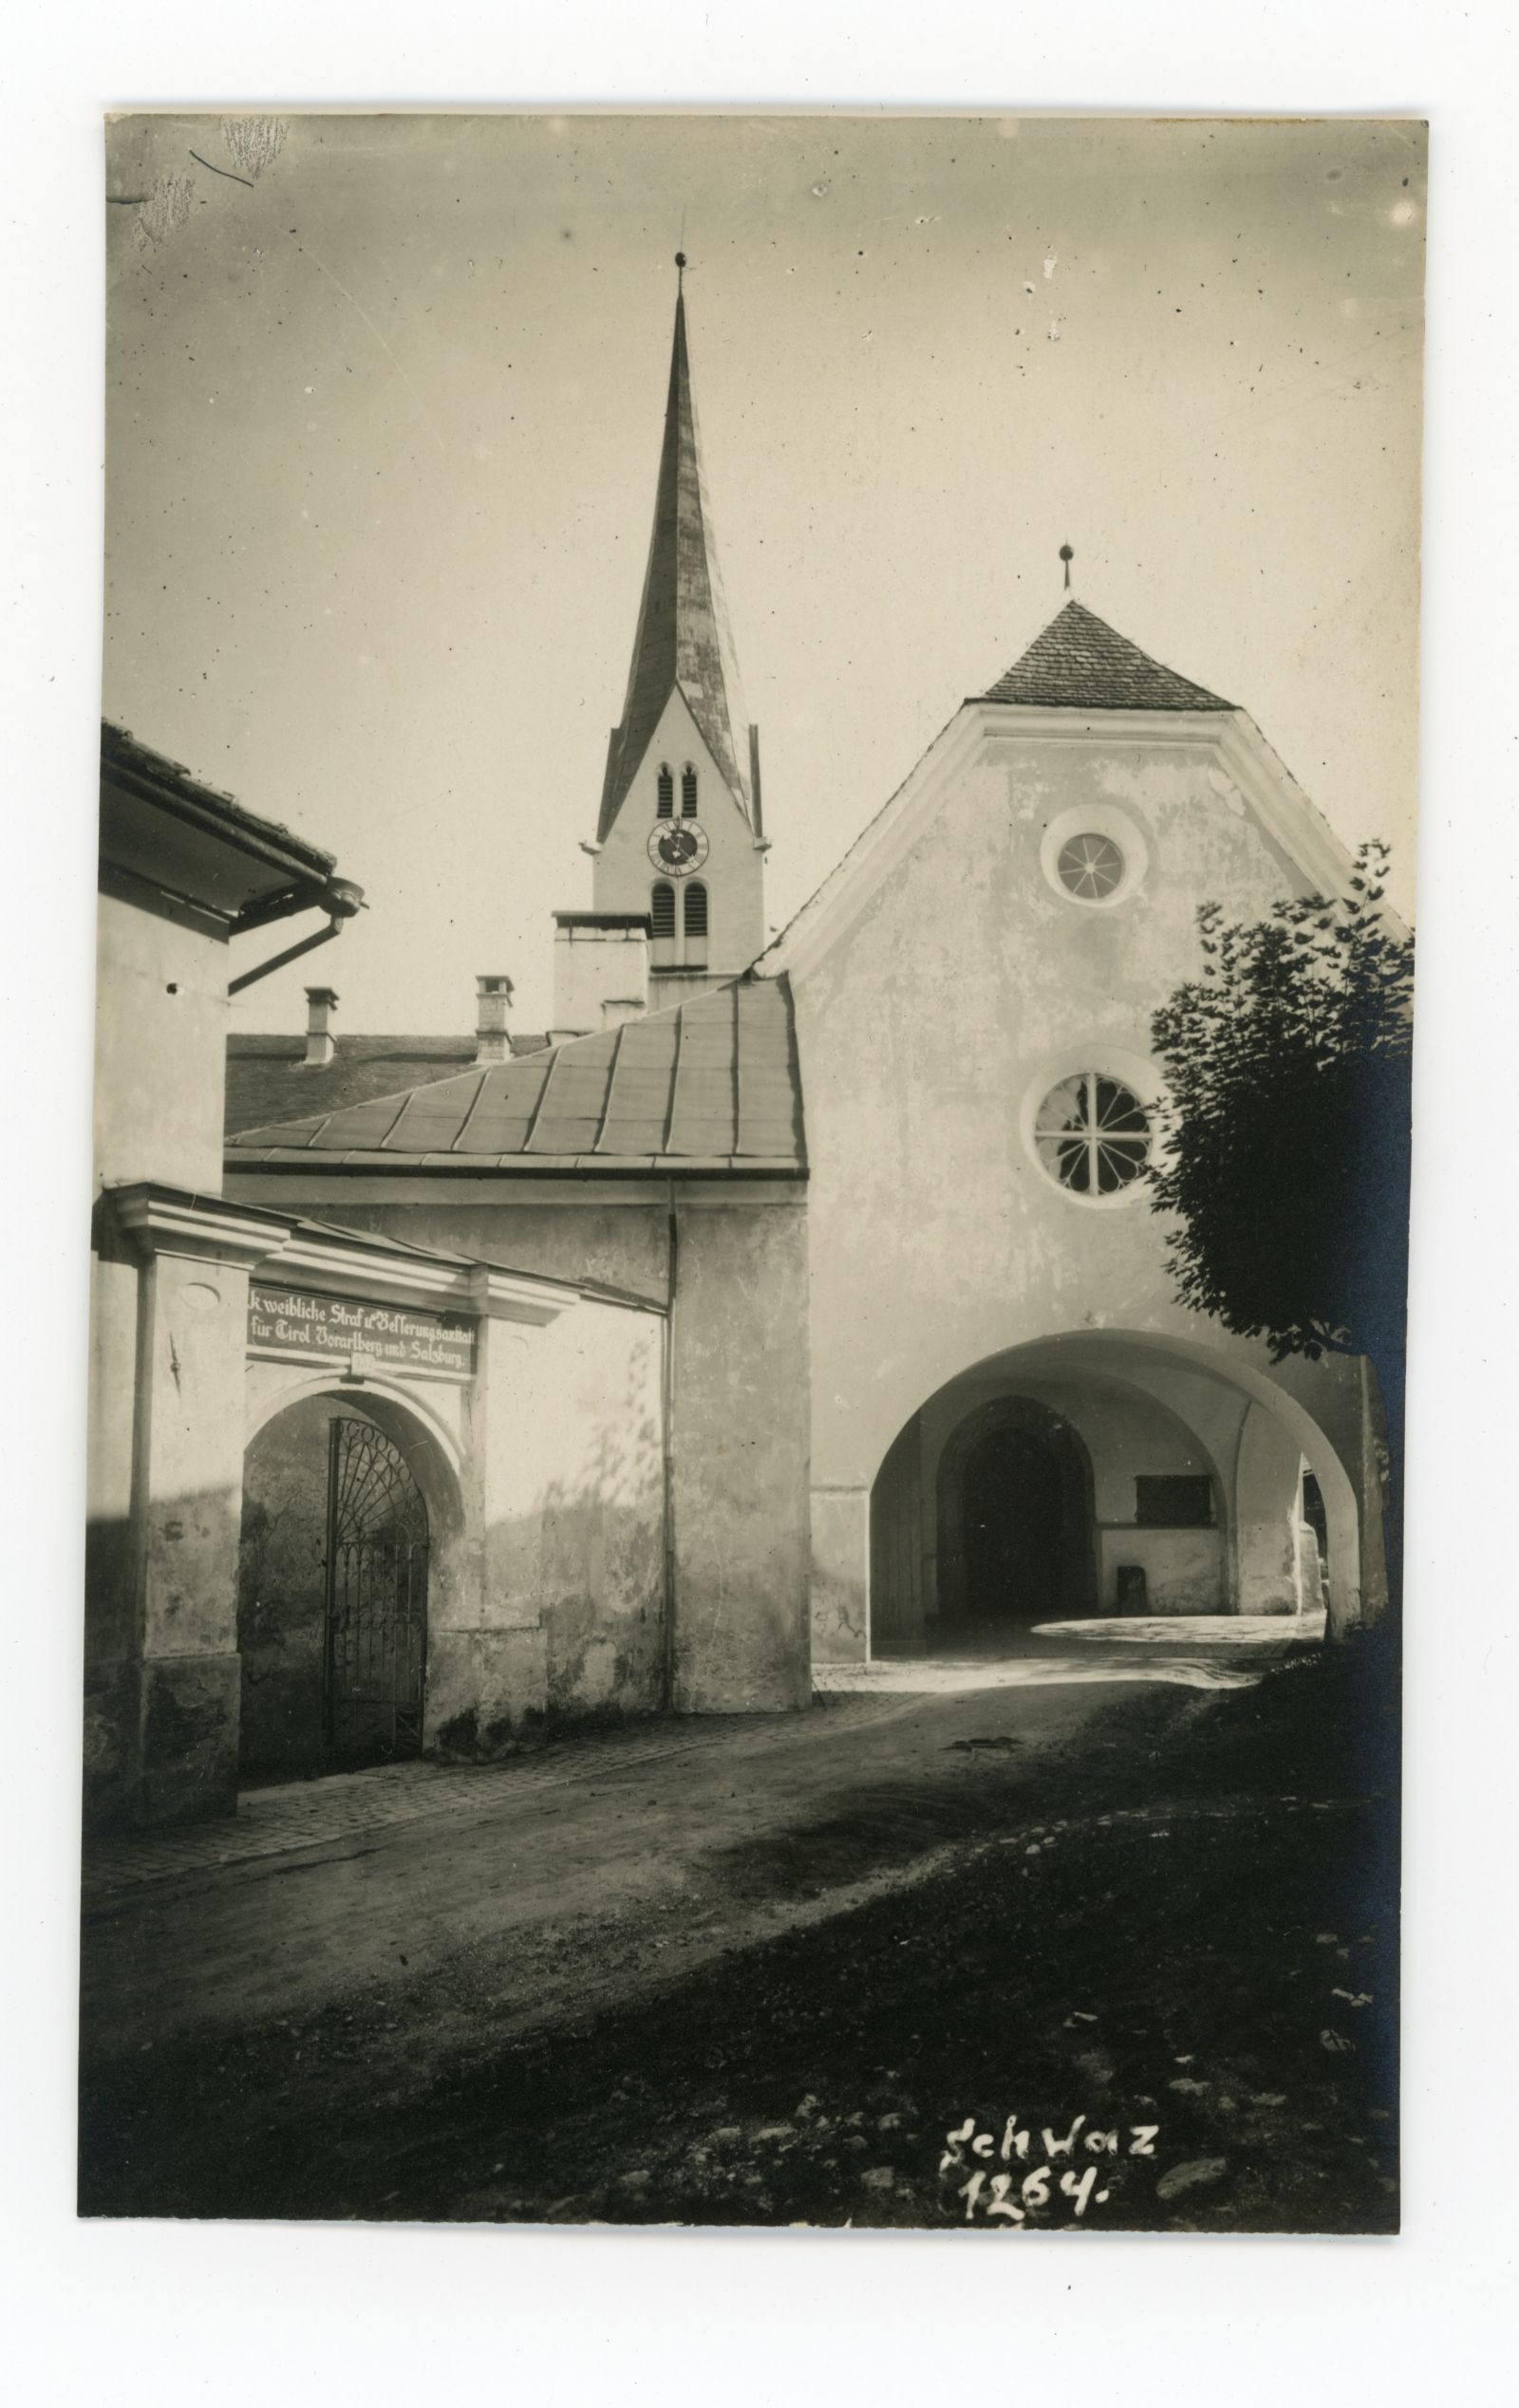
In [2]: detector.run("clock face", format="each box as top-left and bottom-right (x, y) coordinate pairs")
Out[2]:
(647, 819), (709, 877)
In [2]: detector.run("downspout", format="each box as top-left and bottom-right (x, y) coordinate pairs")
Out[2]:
(661, 1178), (679, 1710)
(227, 912), (343, 997)
(227, 879), (366, 996)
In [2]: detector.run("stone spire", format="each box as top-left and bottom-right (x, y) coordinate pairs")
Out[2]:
(595, 268), (757, 842)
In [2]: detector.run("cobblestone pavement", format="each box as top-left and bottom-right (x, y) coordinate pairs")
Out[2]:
(82, 1701), (903, 1908)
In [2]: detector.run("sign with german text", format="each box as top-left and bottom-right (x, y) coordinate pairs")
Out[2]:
(247, 1285), (476, 1380)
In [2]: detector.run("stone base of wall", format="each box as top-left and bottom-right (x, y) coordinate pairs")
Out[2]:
(673, 1630), (812, 1713)
(136, 1653), (241, 1825)
(1098, 1526), (1226, 1616)
(809, 1597), (867, 1665)
(83, 1658), (139, 1830)
(427, 1625), (550, 1758)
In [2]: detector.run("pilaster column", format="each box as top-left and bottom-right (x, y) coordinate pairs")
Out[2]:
(112, 1185), (291, 1821)
(811, 1485), (872, 1665)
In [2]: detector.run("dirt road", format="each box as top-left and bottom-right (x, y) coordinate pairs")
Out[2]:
(78, 1664), (1397, 2231)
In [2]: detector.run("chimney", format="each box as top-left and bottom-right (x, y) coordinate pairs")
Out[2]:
(303, 985), (338, 1068)
(475, 974), (515, 1065)
(551, 913), (649, 1040)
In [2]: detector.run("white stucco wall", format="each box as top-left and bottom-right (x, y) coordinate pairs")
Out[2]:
(551, 921), (649, 1036)
(471, 1297), (666, 1719)
(94, 889), (230, 1193)
(242, 1285), (666, 1741)
(238, 1186), (813, 1714)
(781, 707), (1382, 1650)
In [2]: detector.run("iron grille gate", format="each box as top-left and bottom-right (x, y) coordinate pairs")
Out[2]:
(324, 1417), (429, 1761)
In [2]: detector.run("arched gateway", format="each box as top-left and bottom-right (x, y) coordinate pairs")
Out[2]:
(237, 1390), (454, 1777)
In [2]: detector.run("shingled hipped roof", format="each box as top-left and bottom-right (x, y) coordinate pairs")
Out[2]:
(977, 600), (1234, 713)
(226, 976), (804, 1176)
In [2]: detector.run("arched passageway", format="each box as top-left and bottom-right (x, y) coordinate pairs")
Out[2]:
(866, 1332), (1361, 1659)
(237, 1389), (458, 1778)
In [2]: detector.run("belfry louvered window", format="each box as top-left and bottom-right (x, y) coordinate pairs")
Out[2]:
(656, 765), (674, 818)
(650, 882), (676, 939)
(684, 881), (708, 956)
(681, 765), (699, 817)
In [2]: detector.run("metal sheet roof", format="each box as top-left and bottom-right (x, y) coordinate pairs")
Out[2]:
(226, 975), (805, 1177)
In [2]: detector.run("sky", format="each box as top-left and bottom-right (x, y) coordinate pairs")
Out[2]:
(103, 113), (1426, 1036)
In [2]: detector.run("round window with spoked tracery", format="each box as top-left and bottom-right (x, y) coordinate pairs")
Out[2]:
(1056, 831), (1126, 902)
(1035, 1072), (1152, 1197)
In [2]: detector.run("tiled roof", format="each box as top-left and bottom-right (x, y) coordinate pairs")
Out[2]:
(226, 1032), (549, 1136)
(977, 600), (1234, 712)
(226, 976), (805, 1176)
(102, 721), (347, 932)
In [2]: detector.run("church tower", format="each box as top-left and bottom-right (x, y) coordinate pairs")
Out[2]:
(552, 261), (768, 1036)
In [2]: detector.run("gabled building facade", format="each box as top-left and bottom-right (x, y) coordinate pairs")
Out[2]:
(755, 599), (1388, 1662)
(216, 274), (1397, 1809)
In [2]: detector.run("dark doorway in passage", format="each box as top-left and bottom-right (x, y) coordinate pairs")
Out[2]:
(936, 1397), (1097, 1648)
(962, 1421), (1065, 1624)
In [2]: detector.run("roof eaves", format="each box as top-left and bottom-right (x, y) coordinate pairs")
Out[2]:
(102, 722), (337, 884)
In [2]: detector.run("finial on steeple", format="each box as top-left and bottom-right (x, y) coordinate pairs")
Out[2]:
(675, 250), (686, 292)
(1060, 543), (1075, 592)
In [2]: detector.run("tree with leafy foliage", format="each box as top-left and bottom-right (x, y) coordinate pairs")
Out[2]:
(1149, 842), (1414, 1619)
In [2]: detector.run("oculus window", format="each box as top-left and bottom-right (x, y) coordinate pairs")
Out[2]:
(1057, 831), (1125, 902)
(1035, 1072), (1151, 1197)
(1040, 802), (1148, 907)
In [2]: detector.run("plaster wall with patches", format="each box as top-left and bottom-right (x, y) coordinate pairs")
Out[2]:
(772, 700), (1387, 1656)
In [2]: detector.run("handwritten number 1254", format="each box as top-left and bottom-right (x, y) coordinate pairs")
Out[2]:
(960, 2165), (1107, 2222)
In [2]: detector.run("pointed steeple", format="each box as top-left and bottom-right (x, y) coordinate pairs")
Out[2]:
(596, 269), (757, 842)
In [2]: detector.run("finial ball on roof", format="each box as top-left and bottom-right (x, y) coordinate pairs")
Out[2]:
(675, 251), (686, 269)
